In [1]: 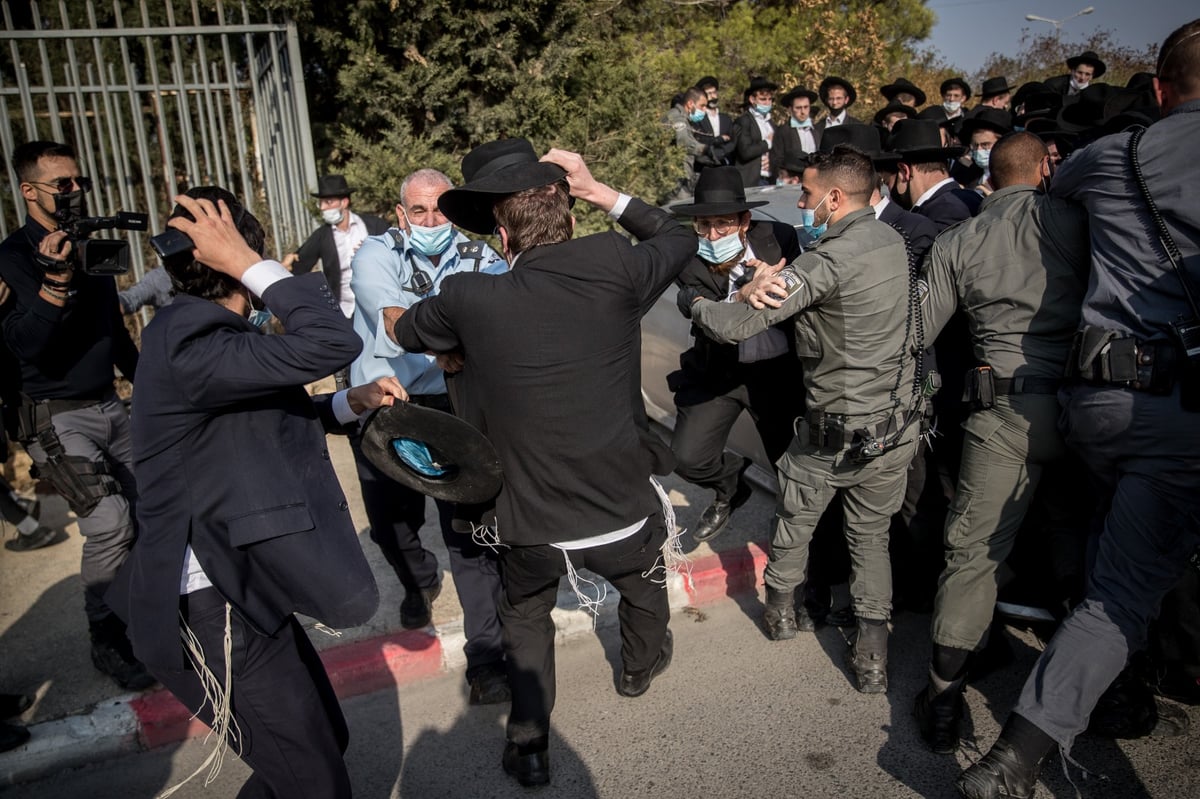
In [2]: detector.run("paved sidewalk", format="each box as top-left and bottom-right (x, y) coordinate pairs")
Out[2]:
(0, 408), (782, 786)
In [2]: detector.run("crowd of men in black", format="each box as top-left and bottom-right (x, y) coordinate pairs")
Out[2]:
(0, 17), (1197, 799)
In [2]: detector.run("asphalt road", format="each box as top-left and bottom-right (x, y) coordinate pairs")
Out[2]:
(6, 597), (1195, 799)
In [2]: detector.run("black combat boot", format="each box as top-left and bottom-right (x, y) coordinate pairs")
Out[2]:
(847, 618), (888, 693)
(763, 587), (799, 640)
(957, 714), (1056, 799)
(914, 669), (966, 754)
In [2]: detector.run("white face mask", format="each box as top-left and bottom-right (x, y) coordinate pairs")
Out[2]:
(322, 207), (344, 225)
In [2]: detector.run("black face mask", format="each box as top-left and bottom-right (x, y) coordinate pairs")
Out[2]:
(52, 189), (87, 222)
(707, 100), (719, 110)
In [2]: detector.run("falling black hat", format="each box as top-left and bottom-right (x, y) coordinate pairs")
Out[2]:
(670, 166), (769, 217)
(311, 175), (355, 198)
(360, 402), (504, 504)
(1066, 50), (1107, 79)
(880, 77), (927, 107)
(819, 76), (858, 107)
(889, 118), (965, 162)
(437, 138), (566, 235)
(940, 77), (972, 100)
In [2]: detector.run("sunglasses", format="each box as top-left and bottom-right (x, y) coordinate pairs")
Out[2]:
(29, 176), (93, 194)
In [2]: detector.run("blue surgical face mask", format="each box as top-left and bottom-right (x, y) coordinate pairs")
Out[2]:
(790, 117), (813, 129)
(696, 230), (745, 264)
(943, 100), (962, 114)
(800, 190), (832, 241)
(247, 309), (272, 329)
(409, 221), (454, 257)
(688, 108), (706, 123)
(755, 104), (772, 116)
(971, 148), (991, 169)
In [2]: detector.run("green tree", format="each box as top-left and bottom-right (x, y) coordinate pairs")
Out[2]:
(977, 28), (1157, 91)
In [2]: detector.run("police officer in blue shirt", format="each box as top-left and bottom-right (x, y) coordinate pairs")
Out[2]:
(348, 167), (510, 705)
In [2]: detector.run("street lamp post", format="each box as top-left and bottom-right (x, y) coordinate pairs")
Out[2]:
(1025, 6), (1095, 35)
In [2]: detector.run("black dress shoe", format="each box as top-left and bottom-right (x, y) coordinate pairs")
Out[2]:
(693, 499), (733, 543)
(618, 630), (673, 697)
(0, 693), (32, 720)
(4, 525), (57, 552)
(0, 722), (30, 754)
(89, 620), (158, 692)
(400, 582), (441, 629)
(503, 739), (550, 787)
(468, 664), (511, 706)
(914, 681), (964, 754)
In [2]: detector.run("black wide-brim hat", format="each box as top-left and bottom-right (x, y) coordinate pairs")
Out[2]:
(670, 166), (769, 216)
(880, 77), (927, 107)
(1066, 50), (1107, 78)
(940, 77), (972, 100)
(437, 138), (567, 235)
(818, 123), (902, 169)
(779, 86), (819, 107)
(312, 174), (355, 198)
(873, 102), (918, 126)
(360, 403), (503, 504)
(746, 76), (779, 94)
(979, 76), (1014, 98)
(819, 76), (857, 107)
(959, 107), (1014, 141)
(1014, 90), (1064, 126)
(889, 118), (965, 162)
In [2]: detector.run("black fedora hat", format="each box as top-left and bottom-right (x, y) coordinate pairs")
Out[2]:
(959, 107), (1014, 141)
(1024, 116), (1078, 147)
(819, 76), (857, 107)
(980, 76), (1014, 98)
(1066, 50), (1107, 78)
(819, 123), (901, 169)
(873, 101), (918, 126)
(940, 77), (972, 100)
(695, 75), (720, 91)
(890, 118), (965, 162)
(916, 105), (962, 131)
(311, 174), (355, 198)
(670, 166), (769, 216)
(1012, 81), (1048, 111)
(776, 152), (811, 176)
(1059, 83), (1120, 129)
(779, 86), (819, 107)
(360, 402), (504, 504)
(746, 75), (778, 94)
(1014, 90), (1064, 125)
(880, 77), (927, 107)
(437, 138), (566, 235)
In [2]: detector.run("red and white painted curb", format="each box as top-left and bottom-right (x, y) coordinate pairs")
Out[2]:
(0, 543), (769, 786)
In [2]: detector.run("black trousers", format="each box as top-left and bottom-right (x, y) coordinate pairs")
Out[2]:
(349, 395), (504, 677)
(499, 515), (670, 747)
(671, 356), (803, 500)
(153, 588), (350, 799)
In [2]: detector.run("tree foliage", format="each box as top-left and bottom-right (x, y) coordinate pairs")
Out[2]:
(977, 29), (1157, 91)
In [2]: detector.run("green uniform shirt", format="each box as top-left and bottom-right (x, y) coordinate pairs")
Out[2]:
(921, 184), (1089, 380)
(691, 207), (915, 419)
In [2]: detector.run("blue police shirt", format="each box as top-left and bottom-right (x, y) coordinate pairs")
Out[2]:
(350, 228), (506, 394)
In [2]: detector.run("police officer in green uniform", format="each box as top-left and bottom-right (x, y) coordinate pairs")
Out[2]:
(686, 145), (921, 694)
(911, 132), (1091, 754)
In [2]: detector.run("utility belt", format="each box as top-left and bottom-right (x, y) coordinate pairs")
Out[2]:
(961, 366), (1061, 410)
(795, 408), (908, 462)
(1064, 326), (1183, 395)
(12, 394), (120, 517)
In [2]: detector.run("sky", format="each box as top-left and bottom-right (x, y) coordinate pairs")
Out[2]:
(925, 0), (1194, 75)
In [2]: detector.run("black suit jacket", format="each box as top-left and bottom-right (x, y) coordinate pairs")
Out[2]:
(732, 112), (771, 188)
(877, 199), (939, 264)
(394, 198), (695, 547)
(694, 112), (736, 168)
(771, 123), (819, 176)
(108, 272), (378, 670)
(674, 221), (801, 395)
(913, 181), (982, 232)
(294, 213), (389, 294)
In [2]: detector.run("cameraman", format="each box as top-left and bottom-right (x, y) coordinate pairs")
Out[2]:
(0, 140), (150, 690)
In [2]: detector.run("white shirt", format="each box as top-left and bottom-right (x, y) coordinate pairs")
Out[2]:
(823, 110), (847, 128)
(796, 125), (817, 153)
(331, 212), (369, 317)
(752, 110), (774, 177)
(873, 196), (890, 218)
(913, 177), (957, 209)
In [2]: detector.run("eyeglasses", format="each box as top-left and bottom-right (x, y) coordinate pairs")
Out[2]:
(28, 176), (92, 194)
(694, 218), (741, 236)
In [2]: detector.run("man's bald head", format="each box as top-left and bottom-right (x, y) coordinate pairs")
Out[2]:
(989, 132), (1049, 190)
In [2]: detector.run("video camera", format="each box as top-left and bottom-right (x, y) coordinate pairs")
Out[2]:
(49, 195), (148, 276)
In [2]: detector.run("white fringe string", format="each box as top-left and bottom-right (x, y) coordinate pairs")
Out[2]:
(561, 549), (608, 623)
(645, 477), (692, 591)
(471, 520), (503, 553)
(312, 623), (342, 638)
(155, 603), (242, 799)
(1059, 744), (1107, 799)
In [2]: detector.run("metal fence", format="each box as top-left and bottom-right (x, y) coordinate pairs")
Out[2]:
(0, 0), (317, 283)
